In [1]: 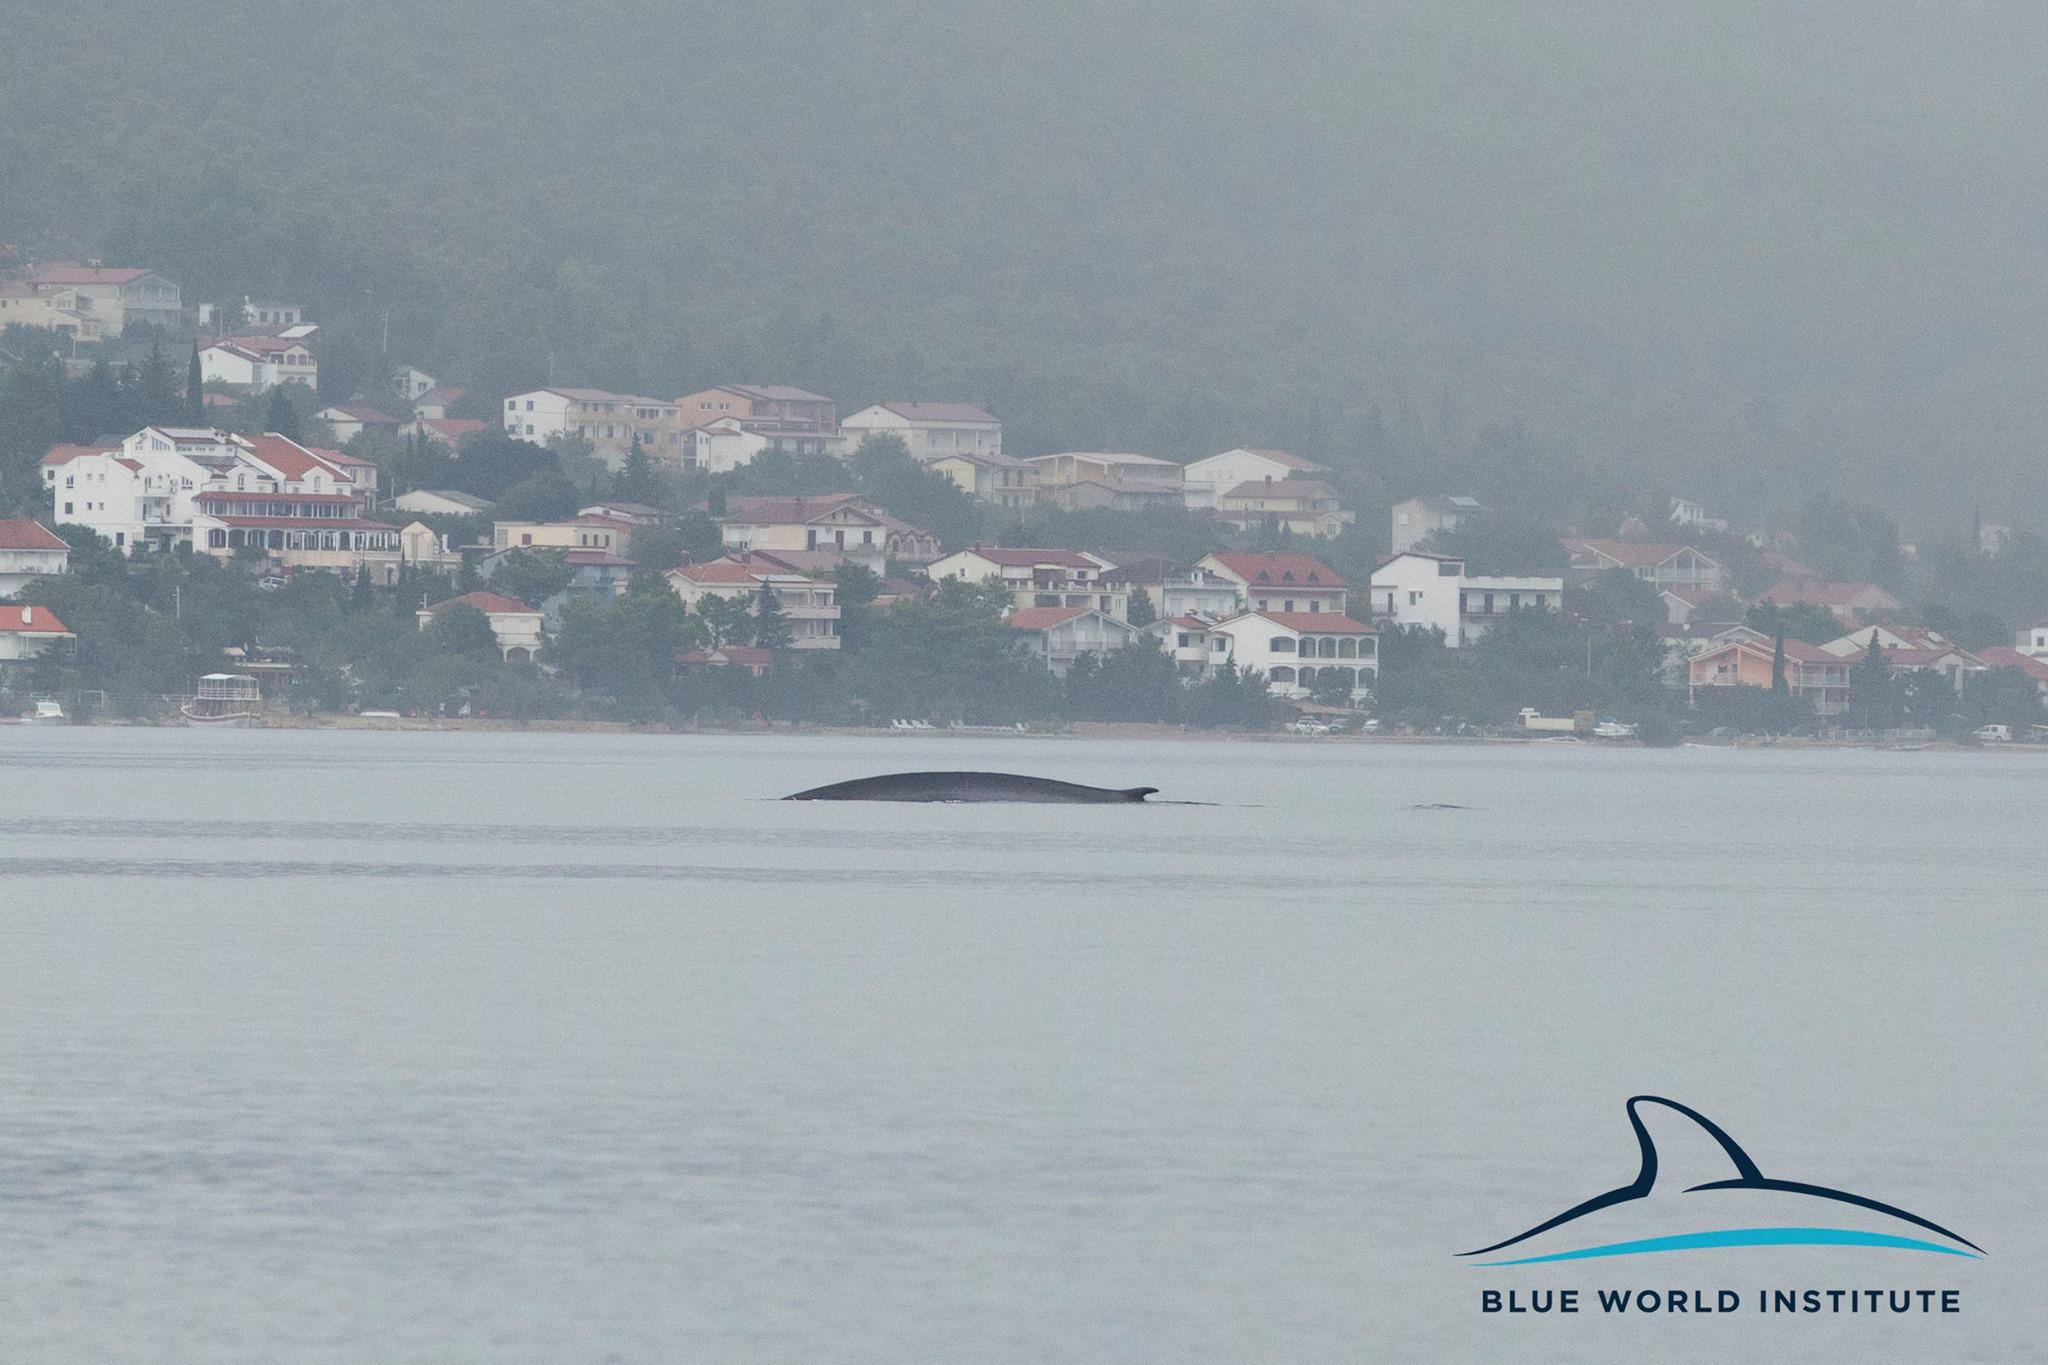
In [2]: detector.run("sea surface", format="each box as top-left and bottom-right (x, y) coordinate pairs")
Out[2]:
(0, 729), (2040, 1363)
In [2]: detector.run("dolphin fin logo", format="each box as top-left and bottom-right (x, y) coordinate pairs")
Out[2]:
(1460, 1095), (1982, 1266)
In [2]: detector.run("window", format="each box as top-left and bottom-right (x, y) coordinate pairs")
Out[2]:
(525, 400), (534, 411)
(63, 502), (73, 515)
(1408, 591), (1421, 605)
(1438, 561), (1460, 576)
(1269, 637), (1295, 653)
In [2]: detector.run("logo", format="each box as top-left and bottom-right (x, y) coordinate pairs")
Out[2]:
(1461, 1095), (1982, 1267)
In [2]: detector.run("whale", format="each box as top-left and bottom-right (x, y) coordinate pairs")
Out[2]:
(785, 771), (1158, 803)
(1460, 1095), (1982, 1265)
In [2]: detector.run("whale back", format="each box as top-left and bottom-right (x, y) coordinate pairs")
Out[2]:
(787, 771), (1157, 803)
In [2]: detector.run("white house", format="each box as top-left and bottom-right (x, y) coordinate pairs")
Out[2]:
(1208, 611), (1377, 702)
(0, 520), (70, 597)
(399, 367), (439, 402)
(41, 427), (399, 579)
(416, 591), (545, 662)
(681, 417), (772, 474)
(1368, 551), (1563, 646)
(1194, 552), (1347, 615)
(1148, 613), (1233, 680)
(1003, 606), (1141, 674)
(839, 402), (1001, 462)
(201, 336), (318, 389)
(716, 494), (938, 570)
(665, 555), (841, 649)
(1182, 448), (1325, 509)
(501, 388), (685, 465)
(0, 604), (74, 664)
(316, 405), (401, 443)
(928, 545), (1128, 619)
(1390, 495), (1482, 554)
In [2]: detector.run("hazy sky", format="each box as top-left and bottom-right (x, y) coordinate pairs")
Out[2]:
(5, 1), (2044, 527)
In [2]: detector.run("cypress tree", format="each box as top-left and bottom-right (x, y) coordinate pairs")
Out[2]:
(186, 341), (205, 424)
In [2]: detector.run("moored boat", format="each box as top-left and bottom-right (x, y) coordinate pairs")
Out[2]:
(181, 673), (264, 727)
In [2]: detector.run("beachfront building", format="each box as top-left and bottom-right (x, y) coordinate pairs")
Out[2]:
(1687, 636), (1852, 716)
(1369, 551), (1563, 647)
(928, 546), (1127, 619)
(1003, 606), (1142, 674)
(665, 554), (842, 650)
(416, 591), (545, 662)
(0, 604), (73, 665)
(1194, 552), (1348, 615)
(1208, 610), (1377, 702)
(41, 427), (398, 580)
(0, 520), (70, 597)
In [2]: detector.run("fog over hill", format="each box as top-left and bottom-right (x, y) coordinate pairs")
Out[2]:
(4, 1), (2042, 529)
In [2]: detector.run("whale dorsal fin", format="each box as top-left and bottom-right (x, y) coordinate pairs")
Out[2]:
(1627, 1095), (1763, 1193)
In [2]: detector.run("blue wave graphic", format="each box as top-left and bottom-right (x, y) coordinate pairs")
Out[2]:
(1473, 1227), (1983, 1266)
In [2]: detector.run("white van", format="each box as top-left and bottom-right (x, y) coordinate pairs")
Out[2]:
(1973, 724), (2012, 743)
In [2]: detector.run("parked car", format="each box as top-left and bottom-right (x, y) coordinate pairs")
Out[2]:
(1973, 724), (2012, 743)
(1287, 718), (1334, 736)
(256, 575), (288, 591)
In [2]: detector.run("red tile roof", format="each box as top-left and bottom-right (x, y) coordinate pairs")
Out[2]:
(1004, 606), (1092, 630)
(420, 418), (484, 441)
(0, 605), (71, 634)
(668, 559), (766, 584)
(426, 591), (534, 616)
(1204, 552), (1345, 589)
(40, 442), (117, 467)
(1247, 611), (1373, 634)
(323, 404), (397, 423)
(239, 434), (346, 483)
(0, 519), (67, 552)
(1976, 646), (2048, 682)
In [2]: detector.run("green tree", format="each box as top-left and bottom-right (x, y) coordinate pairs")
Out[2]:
(1126, 585), (1157, 627)
(486, 548), (574, 608)
(752, 576), (793, 650)
(185, 341), (204, 425)
(695, 594), (752, 647)
(617, 434), (657, 504)
(429, 603), (501, 658)
(264, 386), (302, 440)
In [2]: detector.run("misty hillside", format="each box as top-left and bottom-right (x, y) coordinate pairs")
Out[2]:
(4, 1), (2044, 527)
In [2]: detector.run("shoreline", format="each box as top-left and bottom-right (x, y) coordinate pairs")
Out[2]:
(37, 714), (2040, 752)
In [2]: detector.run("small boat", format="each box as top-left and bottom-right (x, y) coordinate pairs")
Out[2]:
(18, 699), (65, 725)
(181, 673), (264, 727)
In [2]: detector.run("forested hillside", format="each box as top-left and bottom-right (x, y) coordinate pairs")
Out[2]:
(5, 2), (2045, 527)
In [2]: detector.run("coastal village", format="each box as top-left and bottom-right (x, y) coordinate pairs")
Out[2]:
(4, 258), (2048, 739)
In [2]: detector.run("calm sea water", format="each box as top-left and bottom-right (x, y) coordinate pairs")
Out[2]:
(0, 729), (2041, 1363)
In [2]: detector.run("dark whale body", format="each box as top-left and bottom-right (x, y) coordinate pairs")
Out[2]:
(786, 771), (1157, 803)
